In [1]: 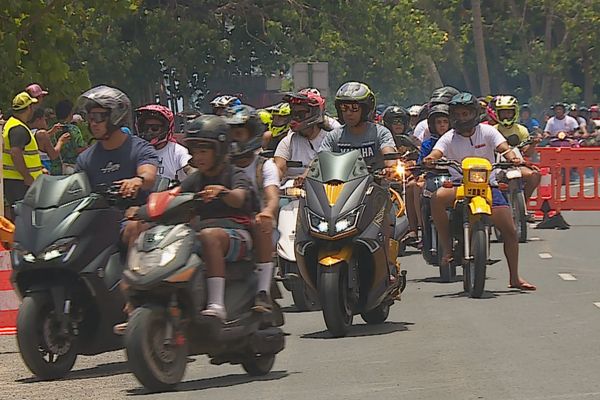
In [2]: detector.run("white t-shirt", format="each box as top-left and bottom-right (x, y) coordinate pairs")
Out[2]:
(241, 156), (280, 208)
(413, 119), (430, 142)
(155, 141), (192, 181)
(543, 116), (579, 136)
(576, 116), (587, 128)
(274, 130), (328, 177)
(433, 124), (506, 180)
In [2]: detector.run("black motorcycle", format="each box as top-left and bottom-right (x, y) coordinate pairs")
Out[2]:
(10, 173), (131, 380)
(122, 188), (285, 392)
(295, 150), (407, 337)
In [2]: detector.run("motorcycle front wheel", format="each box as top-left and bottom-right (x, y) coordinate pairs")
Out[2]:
(125, 305), (187, 393)
(319, 268), (353, 337)
(464, 225), (487, 298)
(512, 191), (528, 243)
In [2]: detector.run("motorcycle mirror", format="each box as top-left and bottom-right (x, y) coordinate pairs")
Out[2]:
(507, 135), (520, 147)
(286, 160), (303, 168)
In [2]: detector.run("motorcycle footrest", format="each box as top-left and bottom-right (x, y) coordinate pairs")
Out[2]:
(487, 259), (501, 265)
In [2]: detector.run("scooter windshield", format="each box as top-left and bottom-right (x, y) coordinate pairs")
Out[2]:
(308, 150), (369, 183)
(23, 173), (92, 209)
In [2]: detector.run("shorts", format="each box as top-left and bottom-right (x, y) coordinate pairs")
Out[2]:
(491, 188), (509, 208)
(197, 228), (253, 262)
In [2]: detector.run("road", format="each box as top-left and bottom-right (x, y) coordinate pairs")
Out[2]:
(1, 211), (600, 400)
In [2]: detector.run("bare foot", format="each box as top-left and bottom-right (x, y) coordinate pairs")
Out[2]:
(508, 279), (537, 291)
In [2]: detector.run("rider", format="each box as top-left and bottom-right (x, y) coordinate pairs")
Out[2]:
(414, 86), (460, 143)
(319, 82), (397, 169)
(210, 95), (241, 116)
(519, 103), (540, 134)
(423, 92), (536, 291)
(492, 96), (541, 205)
(568, 103), (589, 137)
(261, 102), (291, 151)
(543, 102), (579, 138)
(224, 104), (280, 313)
(419, 104), (451, 162)
(382, 105), (416, 146)
(274, 90), (328, 180)
(408, 105), (423, 130)
(180, 114), (257, 321)
(135, 104), (193, 182)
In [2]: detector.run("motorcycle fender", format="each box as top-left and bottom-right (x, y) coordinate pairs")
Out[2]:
(468, 196), (491, 215)
(318, 246), (353, 267)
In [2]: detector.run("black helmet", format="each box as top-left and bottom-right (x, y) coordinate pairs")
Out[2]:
(223, 104), (265, 159)
(184, 114), (231, 165)
(429, 86), (460, 106)
(334, 82), (376, 124)
(448, 92), (480, 134)
(521, 103), (531, 111)
(382, 105), (409, 132)
(551, 102), (566, 111)
(427, 104), (450, 137)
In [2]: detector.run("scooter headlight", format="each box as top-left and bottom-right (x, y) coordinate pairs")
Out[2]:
(307, 209), (328, 233)
(30, 237), (78, 262)
(334, 206), (362, 233)
(468, 169), (488, 183)
(129, 239), (185, 275)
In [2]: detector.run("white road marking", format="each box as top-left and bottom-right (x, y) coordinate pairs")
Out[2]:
(558, 273), (577, 281)
(594, 303), (600, 309)
(539, 252), (553, 259)
(529, 237), (541, 241)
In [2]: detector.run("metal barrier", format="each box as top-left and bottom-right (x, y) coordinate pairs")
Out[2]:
(528, 147), (600, 212)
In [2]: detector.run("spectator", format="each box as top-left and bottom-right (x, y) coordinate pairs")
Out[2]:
(51, 100), (86, 175)
(29, 108), (71, 172)
(543, 103), (579, 138)
(25, 83), (49, 110)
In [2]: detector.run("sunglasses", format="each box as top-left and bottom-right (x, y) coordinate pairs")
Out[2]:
(339, 103), (361, 113)
(143, 123), (165, 133)
(391, 119), (405, 125)
(87, 111), (110, 123)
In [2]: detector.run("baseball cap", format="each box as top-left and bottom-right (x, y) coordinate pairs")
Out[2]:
(26, 83), (49, 98)
(12, 92), (38, 111)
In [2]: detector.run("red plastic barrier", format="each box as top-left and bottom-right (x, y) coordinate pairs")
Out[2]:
(528, 147), (600, 212)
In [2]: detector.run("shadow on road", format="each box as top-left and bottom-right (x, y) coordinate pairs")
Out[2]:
(409, 275), (465, 284)
(301, 321), (413, 339)
(280, 306), (320, 313)
(433, 288), (530, 299)
(126, 370), (291, 395)
(17, 361), (131, 383)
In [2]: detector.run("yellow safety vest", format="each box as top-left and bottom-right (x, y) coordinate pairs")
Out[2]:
(2, 116), (43, 180)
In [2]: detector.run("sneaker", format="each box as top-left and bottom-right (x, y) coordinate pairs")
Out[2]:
(113, 322), (127, 336)
(526, 212), (536, 223)
(252, 290), (273, 314)
(200, 303), (227, 321)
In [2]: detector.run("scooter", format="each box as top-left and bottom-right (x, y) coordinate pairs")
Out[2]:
(295, 150), (407, 337)
(10, 173), (131, 380)
(123, 188), (285, 392)
(276, 179), (320, 311)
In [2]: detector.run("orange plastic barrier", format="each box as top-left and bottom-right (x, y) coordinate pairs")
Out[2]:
(0, 250), (17, 335)
(528, 147), (600, 213)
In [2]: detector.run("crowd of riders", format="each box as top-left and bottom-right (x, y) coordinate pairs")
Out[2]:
(5, 78), (600, 328)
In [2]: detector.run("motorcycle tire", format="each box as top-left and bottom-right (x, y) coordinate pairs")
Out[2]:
(291, 279), (320, 312)
(242, 354), (276, 376)
(512, 192), (528, 243)
(319, 268), (353, 337)
(360, 302), (390, 325)
(125, 305), (187, 393)
(464, 226), (487, 298)
(420, 202), (434, 264)
(17, 294), (78, 380)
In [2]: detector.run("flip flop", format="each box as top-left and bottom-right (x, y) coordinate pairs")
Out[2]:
(508, 282), (537, 291)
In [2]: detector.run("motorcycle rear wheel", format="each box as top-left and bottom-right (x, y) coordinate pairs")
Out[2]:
(125, 306), (187, 393)
(242, 354), (276, 376)
(319, 268), (353, 337)
(17, 294), (78, 380)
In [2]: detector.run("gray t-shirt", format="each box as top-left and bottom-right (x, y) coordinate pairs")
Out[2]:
(319, 122), (396, 169)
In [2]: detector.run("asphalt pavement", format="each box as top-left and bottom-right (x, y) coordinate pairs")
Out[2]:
(1, 211), (600, 400)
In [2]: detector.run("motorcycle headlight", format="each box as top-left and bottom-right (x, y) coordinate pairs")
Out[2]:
(129, 239), (185, 275)
(334, 206), (362, 233)
(307, 209), (328, 233)
(34, 238), (78, 262)
(468, 169), (488, 184)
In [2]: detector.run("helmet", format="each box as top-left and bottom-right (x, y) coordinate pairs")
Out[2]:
(135, 104), (174, 148)
(448, 92), (480, 134)
(223, 104), (265, 159)
(521, 103), (531, 112)
(569, 103), (578, 112)
(494, 95), (520, 127)
(184, 114), (231, 165)
(264, 102), (291, 137)
(427, 104), (450, 137)
(284, 91), (325, 133)
(210, 95), (241, 114)
(579, 106), (589, 113)
(429, 86), (460, 106)
(258, 109), (272, 126)
(334, 82), (376, 124)
(408, 104), (423, 117)
(78, 85), (132, 134)
(382, 105), (409, 132)
(299, 87), (321, 97)
(590, 104), (599, 113)
(551, 102), (566, 111)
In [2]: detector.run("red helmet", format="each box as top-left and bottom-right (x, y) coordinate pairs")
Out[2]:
(284, 91), (325, 132)
(590, 104), (600, 113)
(135, 104), (175, 148)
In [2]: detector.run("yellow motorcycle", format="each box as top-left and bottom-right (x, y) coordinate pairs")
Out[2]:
(433, 157), (510, 298)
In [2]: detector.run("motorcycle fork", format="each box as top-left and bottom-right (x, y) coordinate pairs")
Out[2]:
(165, 294), (181, 346)
(50, 286), (71, 335)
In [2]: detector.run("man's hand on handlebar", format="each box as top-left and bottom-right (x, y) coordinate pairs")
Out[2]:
(116, 177), (144, 198)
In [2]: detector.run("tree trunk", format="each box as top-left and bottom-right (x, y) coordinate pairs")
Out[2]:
(540, 1), (554, 102)
(507, 0), (540, 97)
(582, 48), (593, 105)
(423, 55), (443, 89)
(471, 0), (490, 94)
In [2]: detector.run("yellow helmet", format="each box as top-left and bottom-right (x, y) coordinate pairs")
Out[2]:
(265, 102), (291, 137)
(494, 95), (519, 127)
(258, 109), (272, 126)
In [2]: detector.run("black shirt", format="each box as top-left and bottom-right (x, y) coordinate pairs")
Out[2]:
(8, 125), (31, 149)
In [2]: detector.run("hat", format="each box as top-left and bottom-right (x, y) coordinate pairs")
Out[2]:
(12, 92), (38, 111)
(26, 83), (49, 98)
